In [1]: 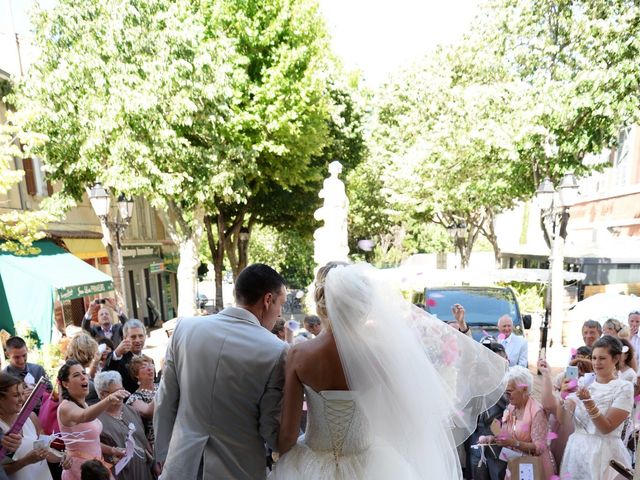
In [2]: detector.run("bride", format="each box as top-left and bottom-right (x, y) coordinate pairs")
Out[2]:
(270, 262), (508, 479)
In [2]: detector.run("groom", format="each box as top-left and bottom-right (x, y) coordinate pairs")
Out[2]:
(154, 264), (288, 479)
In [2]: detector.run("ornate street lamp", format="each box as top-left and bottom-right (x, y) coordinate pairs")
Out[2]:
(536, 172), (579, 361)
(89, 183), (134, 310)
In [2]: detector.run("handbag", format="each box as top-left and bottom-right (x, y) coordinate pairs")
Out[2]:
(507, 455), (544, 480)
(37, 385), (65, 451)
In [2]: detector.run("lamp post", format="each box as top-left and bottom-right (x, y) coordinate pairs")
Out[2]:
(89, 183), (134, 309)
(536, 172), (579, 360)
(447, 220), (467, 268)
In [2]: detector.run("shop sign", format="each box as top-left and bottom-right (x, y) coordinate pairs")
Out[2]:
(150, 262), (165, 273)
(58, 280), (114, 300)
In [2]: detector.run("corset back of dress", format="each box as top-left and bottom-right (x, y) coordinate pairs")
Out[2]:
(303, 386), (371, 457)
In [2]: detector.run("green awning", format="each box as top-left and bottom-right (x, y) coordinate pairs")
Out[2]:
(0, 240), (114, 343)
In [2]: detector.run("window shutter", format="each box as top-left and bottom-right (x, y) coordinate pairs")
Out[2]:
(23, 158), (37, 196)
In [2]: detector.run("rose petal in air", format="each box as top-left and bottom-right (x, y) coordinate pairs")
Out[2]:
(547, 432), (558, 441)
(427, 298), (437, 307)
(570, 347), (577, 356)
(497, 333), (506, 341)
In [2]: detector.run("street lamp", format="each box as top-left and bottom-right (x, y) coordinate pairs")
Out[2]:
(536, 172), (579, 361)
(89, 182), (134, 309)
(447, 220), (467, 267)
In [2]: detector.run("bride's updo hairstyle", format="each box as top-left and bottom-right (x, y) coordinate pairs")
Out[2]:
(316, 262), (379, 331)
(314, 262), (347, 321)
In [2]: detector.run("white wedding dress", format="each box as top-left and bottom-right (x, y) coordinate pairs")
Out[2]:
(271, 385), (420, 479)
(271, 264), (508, 479)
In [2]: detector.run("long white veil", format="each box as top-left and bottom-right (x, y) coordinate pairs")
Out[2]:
(324, 263), (507, 479)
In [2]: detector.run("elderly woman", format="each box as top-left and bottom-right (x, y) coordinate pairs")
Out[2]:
(57, 360), (129, 480)
(94, 371), (156, 480)
(124, 355), (156, 448)
(491, 366), (556, 478)
(0, 373), (71, 480)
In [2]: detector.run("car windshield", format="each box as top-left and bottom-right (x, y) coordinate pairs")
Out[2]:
(425, 288), (518, 326)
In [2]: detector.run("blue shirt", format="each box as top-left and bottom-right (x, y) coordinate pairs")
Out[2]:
(500, 334), (528, 367)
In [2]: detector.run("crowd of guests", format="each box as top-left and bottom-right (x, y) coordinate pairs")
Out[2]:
(2, 290), (640, 480)
(0, 298), (159, 480)
(467, 310), (640, 480)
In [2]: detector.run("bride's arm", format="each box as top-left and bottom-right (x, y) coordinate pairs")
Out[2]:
(278, 346), (304, 455)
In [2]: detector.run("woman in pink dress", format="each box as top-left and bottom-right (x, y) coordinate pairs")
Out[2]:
(485, 366), (556, 479)
(57, 360), (129, 480)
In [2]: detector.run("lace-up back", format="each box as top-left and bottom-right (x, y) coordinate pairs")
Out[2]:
(303, 385), (371, 457)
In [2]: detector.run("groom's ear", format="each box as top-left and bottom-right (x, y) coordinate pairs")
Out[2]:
(262, 292), (274, 310)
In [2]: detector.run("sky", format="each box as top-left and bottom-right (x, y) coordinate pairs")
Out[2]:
(1, 0), (479, 85)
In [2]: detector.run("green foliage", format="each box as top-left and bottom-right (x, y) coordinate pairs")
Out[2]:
(248, 225), (314, 288)
(500, 282), (545, 314)
(357, 0), (640, 266)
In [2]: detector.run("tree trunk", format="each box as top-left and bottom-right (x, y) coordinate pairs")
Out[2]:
(203, 213), (225, 310)
(159, 201), (203, 318)
(176, 237), (199, 317)
(480, 212), (501, 268)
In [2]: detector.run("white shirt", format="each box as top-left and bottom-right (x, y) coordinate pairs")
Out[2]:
(500, 333), (528, 367)
(630, 333), (640, 366)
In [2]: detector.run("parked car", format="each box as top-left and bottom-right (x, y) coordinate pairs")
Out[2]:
(412, 286), (531, 341)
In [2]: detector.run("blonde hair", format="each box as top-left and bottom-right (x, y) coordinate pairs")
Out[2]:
(65, 333), (99, 368)
(314, 262), (348, 322)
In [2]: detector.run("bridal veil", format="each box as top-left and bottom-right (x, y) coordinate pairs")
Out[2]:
(323, 263), (508, 479)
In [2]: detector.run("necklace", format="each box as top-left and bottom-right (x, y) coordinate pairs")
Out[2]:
(108, 410), (124, 421)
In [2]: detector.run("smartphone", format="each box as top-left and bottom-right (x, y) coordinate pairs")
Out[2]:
(565, 365), (579, 380)
(609, 460), (633, 479)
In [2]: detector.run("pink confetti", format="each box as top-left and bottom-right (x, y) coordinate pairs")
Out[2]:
(427, 298), (437, 307)
(497, 333), (506, 341)
(570, 347), (577, 356)
(547, 432), (558, 441)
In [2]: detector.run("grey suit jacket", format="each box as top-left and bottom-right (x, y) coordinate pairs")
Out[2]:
(154, 307), (287, 480)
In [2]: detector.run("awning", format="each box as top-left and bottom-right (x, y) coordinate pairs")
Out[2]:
(0, 240), (114, 343)
(63, 238), (108, 260)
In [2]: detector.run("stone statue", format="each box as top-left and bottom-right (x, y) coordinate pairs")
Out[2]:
(313, 161), (349, 266)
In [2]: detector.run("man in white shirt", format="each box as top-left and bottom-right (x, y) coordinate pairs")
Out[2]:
(628, 311), (640, 365)
(498, 315), (528, 367)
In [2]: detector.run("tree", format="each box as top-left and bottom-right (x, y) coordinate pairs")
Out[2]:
(204, 72), (367, 308)
(14, 0), (265, 315)
(365, 0), (640, 268)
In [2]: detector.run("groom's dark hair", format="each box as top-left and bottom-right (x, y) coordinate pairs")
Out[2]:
(235, 263), (286, 306)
